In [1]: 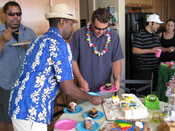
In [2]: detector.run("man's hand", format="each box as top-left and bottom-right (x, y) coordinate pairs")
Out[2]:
(151, 47), (161, 53)
(1, 29), (13, 42)
(114, 80), (120, 89)
(60, 80), (103, 105)
(88, 96), (104, 105)
(0, 29), (13, 51)
(79, 79), (89, 92)
(168, 46), (175, 53)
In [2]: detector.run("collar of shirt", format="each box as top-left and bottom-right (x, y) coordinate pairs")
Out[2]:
(0, 24), (26, 32)
(47, 27), (62, 38)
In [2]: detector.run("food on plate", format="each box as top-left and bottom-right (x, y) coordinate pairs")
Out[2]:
(67, 102), (77, 112)
(84, 117), (93, 130)
(88, 107), (98, 118)
(104, 83), (112, 90)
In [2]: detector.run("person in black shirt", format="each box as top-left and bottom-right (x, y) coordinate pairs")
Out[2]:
(132, 14), (164, 95)
(160, 19), (175, 62)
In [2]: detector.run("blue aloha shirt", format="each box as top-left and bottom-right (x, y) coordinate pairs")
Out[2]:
(9, 28), (73, 124)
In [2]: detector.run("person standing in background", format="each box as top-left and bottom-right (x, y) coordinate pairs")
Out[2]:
(70, 8), (123, 92)
(160, 19), (175, 62)
(132, 14), (164, 95)
(0, 1), (36, 131)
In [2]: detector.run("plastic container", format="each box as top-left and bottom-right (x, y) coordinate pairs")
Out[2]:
(165, 85), (175, 121)
(144, 95), (160, 110)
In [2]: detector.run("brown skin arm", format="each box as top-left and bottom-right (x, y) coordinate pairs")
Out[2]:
(72, 61), (89, 92)
(132, 47), (161, 54)
(0, 29), (13, 52)
(0, 35), (6, 52)
(60, 80), (103, 105)
(112, 60), (122, 89)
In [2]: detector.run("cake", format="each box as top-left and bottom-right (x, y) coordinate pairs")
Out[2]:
(104, 83), (112, 90)
(103, 94), (149, 120)
(88, 108), (98, 118)
(84, 117), (93, 130)
(67, 102), (77, 112)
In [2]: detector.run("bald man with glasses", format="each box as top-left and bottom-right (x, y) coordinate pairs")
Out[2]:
(0, 1), (36, 131)
(70, 8), (123, 92)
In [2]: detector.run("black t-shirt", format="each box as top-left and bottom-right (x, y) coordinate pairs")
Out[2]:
(132, 29), (161, 71)
(160, 32), (175, 62)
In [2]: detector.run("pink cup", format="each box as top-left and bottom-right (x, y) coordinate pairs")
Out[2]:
(155, 48), (162, 58)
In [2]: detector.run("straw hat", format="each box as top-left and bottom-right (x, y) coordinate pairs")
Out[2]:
(147, 14), (164, 24)
(45, 3), (78, 22)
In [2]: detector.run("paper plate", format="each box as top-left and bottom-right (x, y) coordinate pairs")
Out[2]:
(88, 92), (100, 96)
(12, 41), (31, 46)
(54, 119), (77, 130)
(100, 84), (119, 93)
(76, 121), (100, 131)
(64, 106), (83, 114)
(82, 111), (104, 120)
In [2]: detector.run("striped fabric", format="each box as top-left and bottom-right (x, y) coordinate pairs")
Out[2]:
(132, 29), (160, 71)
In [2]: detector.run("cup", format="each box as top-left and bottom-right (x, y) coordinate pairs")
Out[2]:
(155, 48), (162, 58)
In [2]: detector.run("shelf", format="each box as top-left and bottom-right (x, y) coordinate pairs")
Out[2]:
(126, 4), (152, 9)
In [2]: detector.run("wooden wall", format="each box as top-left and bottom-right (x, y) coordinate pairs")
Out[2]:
(145, 0), (175, 22)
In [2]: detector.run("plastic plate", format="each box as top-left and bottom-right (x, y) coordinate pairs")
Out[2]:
(64, 106), (83, 114)
(54, 119), (77, 130)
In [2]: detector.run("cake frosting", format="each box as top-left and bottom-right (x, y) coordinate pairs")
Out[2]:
(103, 94), (149, 120)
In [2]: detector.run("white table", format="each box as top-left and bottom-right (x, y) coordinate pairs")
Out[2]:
(54, 100), (168, 131)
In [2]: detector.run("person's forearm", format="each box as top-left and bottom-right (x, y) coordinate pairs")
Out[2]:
(112, 60), (122, 82)
(60, 80), (92, 101)
(0, 35), (6, 52)
(72, 61), (85, 82)
(132, 47), (153, 54)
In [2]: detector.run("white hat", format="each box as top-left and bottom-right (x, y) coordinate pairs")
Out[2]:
(45, 4), (78, 22)
(147, 14), (164, 24)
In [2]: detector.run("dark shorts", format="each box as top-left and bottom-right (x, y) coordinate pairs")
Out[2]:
(0, 87), (11, 123)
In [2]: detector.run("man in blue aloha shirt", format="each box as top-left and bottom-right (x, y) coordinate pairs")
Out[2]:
(8, 3), (103, 131)
(0, 1), (36, 131)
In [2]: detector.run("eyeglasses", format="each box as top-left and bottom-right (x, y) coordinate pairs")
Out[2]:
(94, 25), (108, 31)
(6, 12), (22, 17)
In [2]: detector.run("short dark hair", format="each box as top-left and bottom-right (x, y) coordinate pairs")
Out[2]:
(48, 18), (61, 27)
(3, 1), (21, 13)
(91, 8), (112, 24)
(166, 18), (175, 24)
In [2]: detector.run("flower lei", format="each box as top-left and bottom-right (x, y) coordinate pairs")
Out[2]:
(86, 24), (111, 56)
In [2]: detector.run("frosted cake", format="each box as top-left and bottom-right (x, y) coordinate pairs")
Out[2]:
(103, 94), (149, 120)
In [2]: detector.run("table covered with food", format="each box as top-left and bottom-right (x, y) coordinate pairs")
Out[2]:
(54, 83), (175, 131)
